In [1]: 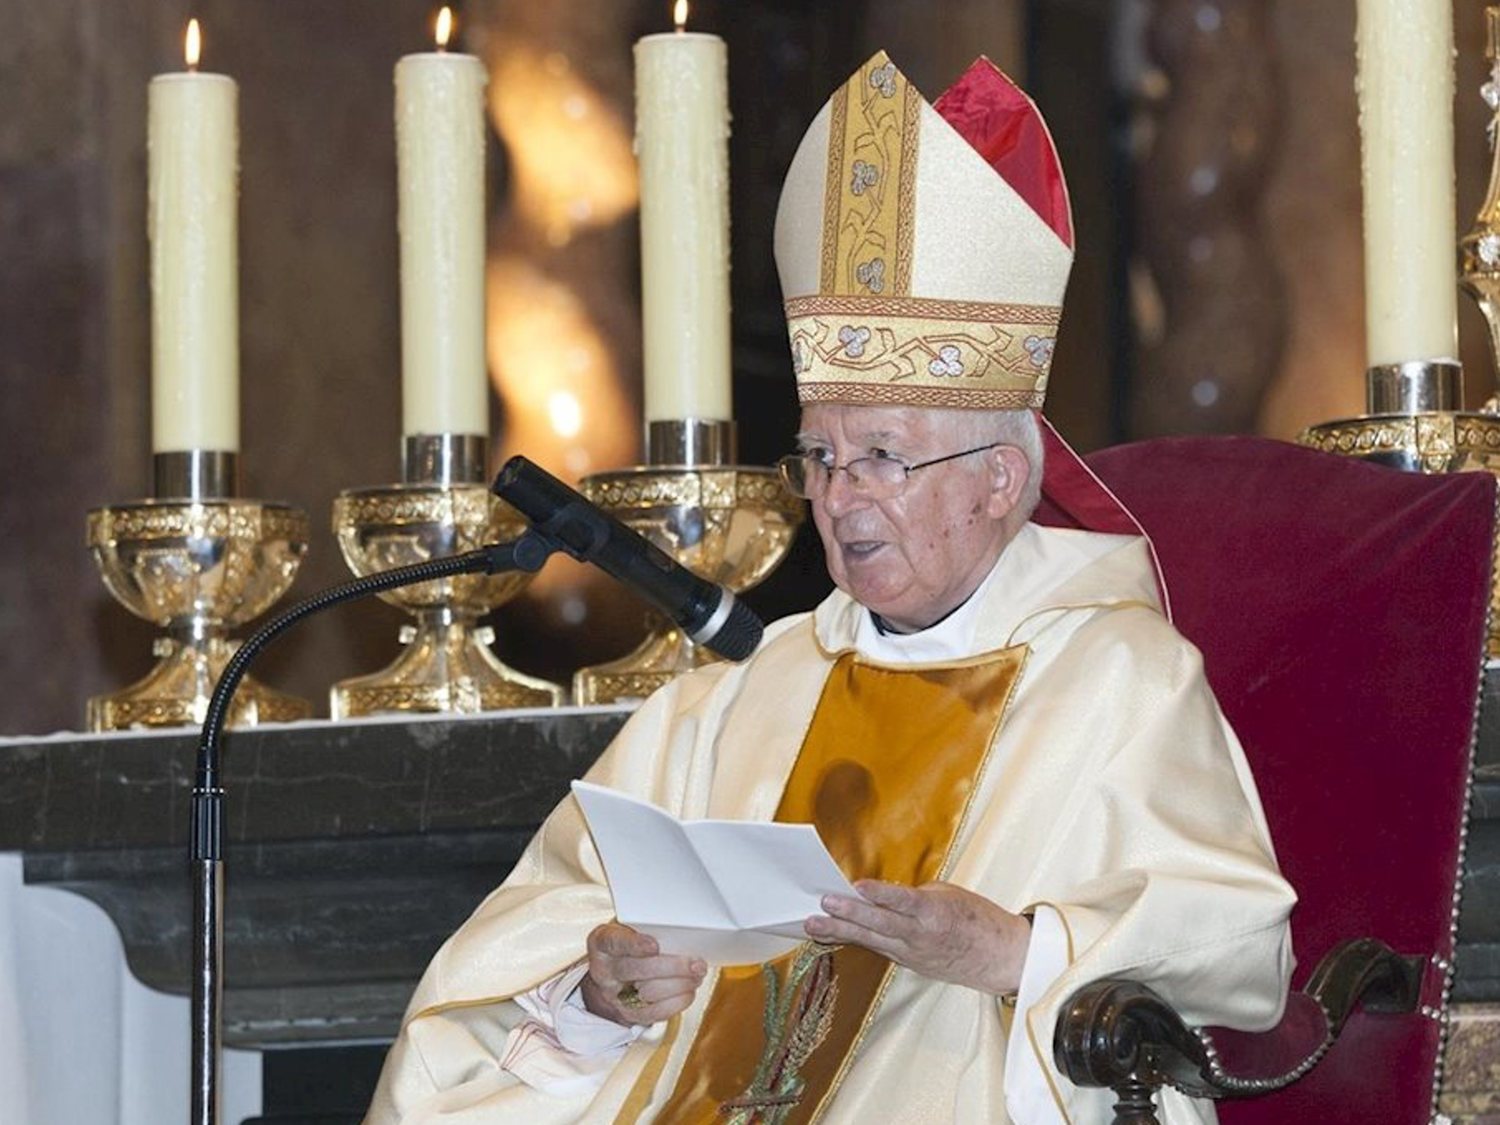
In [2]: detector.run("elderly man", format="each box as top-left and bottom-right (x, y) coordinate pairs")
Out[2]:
(367, 54), (1294, 1125)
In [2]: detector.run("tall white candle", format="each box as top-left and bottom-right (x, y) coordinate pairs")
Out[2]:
(395, 11), (489, 438)
(1356, 0), (1458, 367)
(148, 20), (239, 453)
(634, 20), (732, 423)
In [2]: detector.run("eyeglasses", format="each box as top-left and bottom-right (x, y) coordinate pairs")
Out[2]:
(776, 442), (1002, 500)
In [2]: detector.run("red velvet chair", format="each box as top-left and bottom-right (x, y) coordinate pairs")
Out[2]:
(1041, 436), (1495, 1124)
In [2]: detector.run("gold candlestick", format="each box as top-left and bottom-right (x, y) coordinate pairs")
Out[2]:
(87, 451), (312, 730)
(572, 421), (803, 705)
(329, 434), (564, 717)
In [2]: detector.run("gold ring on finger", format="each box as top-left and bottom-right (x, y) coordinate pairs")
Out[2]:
(617, 982), (644, 1008)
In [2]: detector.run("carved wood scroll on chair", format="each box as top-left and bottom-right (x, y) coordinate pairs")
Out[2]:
(1036, 436), (1496, 1124)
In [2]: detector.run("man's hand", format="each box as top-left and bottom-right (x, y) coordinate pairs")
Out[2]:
(804, 880), (1031, 996)
(579, 922), (708, 1027)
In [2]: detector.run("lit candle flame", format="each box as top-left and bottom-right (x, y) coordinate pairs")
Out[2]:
(673, 0), (688, 32)
(184, 18), (201, 71)
(435, 6), (453, 51)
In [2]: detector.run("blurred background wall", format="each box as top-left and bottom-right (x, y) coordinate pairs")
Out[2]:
(1, 0), (1494, 735)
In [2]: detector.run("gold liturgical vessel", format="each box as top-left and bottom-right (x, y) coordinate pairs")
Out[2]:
(87, 451), (312, 730)
(330, 434), (564, 717)
(573, 420), (804, 704)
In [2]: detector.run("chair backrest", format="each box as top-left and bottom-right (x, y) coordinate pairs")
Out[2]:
(1048, 435), (1493, 1124)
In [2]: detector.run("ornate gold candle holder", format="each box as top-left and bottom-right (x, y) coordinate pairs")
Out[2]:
(1298, 362), (1500, 473)
(86, 451), (313, 730)
(329, 434), (564, 717)
(573, 420), (804, 704)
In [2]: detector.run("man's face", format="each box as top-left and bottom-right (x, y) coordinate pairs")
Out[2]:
(798, 403), (1024, 632)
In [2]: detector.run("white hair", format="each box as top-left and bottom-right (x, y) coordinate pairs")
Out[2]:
(940, 408), (1044, 524)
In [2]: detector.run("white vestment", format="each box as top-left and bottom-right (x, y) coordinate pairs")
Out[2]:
(367, 524), (1296, 1123)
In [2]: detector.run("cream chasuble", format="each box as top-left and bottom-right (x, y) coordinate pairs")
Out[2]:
(366, 523), (1295, 1125)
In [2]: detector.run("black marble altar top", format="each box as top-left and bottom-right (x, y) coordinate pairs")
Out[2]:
(0, 707), (632, 1046)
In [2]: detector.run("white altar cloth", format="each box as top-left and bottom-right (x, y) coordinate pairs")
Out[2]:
(0, 853), (261, 1124)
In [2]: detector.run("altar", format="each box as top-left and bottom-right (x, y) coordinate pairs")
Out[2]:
(0, 707), (629, 1122)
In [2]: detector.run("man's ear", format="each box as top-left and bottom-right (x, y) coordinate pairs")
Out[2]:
(986, 445), (1030, 519)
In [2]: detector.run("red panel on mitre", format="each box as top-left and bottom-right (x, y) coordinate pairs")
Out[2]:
(931, 62), (1146, 577)
(933, 57), (1073, 250)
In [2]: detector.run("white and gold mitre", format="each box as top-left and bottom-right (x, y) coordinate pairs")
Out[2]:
(774, 52), (1074, 410)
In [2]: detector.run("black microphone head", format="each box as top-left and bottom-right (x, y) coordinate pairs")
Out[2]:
(492, 455), (562, 523)
(704, 596), (764, 662)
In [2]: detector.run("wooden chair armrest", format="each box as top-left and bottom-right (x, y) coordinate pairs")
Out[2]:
(1051, 938), (1424, 1124)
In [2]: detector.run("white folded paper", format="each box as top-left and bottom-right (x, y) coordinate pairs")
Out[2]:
(571, 780), (857, 966)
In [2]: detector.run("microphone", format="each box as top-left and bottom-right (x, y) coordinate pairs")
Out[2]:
(493, 456), (765, 661)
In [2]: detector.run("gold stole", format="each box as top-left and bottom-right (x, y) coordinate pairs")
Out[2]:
(640, 646), (1025, 1123)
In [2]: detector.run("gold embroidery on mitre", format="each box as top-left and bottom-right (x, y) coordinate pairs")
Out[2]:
(819, 53), (920, 299)
(818, 85), (847, 296)
(894, 80), (919, 295)
(787, 294), (1058, 409)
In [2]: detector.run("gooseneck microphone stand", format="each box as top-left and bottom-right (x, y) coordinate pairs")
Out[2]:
(190, 531), (556, 1125)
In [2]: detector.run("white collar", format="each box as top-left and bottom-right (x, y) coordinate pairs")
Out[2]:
(827, 522), (1155, 662)
(852, 546), (1007, 663)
